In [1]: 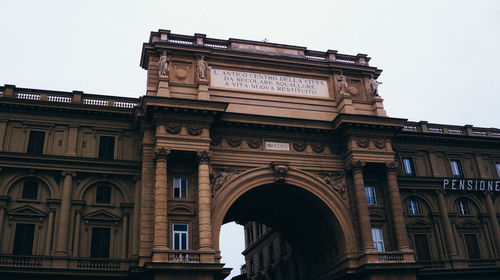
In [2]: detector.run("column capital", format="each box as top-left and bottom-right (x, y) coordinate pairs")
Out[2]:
(435, 189), (446, 196)
(385, 161), (398, 173)
(154, 147), (170, 161)
(61, 171), (76, 177)
(348, 160), (365, 172)
(197, 150), (211, 163)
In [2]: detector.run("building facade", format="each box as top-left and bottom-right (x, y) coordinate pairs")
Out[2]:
(0, 29), (499, 280)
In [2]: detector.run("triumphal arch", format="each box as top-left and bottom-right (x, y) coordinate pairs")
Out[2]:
(138, 30), (416, 280)
(0, 29), (499, 280)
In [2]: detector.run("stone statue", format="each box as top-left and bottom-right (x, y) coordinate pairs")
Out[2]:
(197, 55), (208, 80)
(368, 74), (382, 96)
(158, 52), (170, 76)
(337, 72), (349, 95)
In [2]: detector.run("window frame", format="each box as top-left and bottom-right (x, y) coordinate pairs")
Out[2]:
(98, 135), (115, 160)
(27, 130), (46, 155)
(402, 157), (415, 176)
(172, 177), (188, 199)
(450, 160), (464, 178)
(90, 227), (111, 258)
(21, 181), (39, 200)
(413, 234), (432, 260)
(12, 223), (36, 255)
(496, 162), (500, 178)
(95, 185), (112, 204)
(464, 233), (481, 259)
(407, 199), (421, 215)
(457, 199), (470, 215)
(172, 223), (189, 250)
(365, 186), (377, 205)
(371, 227), (385, 252)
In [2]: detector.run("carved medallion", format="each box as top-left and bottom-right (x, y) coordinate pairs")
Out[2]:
(374, 139), (386, 149)
(246, 138), (262, 149)
(329, 143), (340, 154)
(311, 143), (325, 153)
(292, 141), (307, 152)
(187, 124), (202, 136)
(355, 138), (369, 148)
(318, 171), (346, 199)
(165, 122), (181, 134)
(226, 136), (242, 147)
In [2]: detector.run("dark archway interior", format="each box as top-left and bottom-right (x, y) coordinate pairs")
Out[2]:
(223, 183), (345, 277)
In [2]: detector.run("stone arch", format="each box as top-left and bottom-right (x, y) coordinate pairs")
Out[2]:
(1, 173), (58, 198)
(211, 166), (356, 253)
(402, 193), (435, 215)
(75, 178), (132, 203)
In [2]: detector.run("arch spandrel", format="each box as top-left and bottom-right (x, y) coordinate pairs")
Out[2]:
(211, 165), (357, 253)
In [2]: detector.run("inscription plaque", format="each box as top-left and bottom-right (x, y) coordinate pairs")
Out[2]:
(265, 142), (290, 151)
(210, 69), (329, 97)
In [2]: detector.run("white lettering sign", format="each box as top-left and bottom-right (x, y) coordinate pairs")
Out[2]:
(210, 69), (329, 98)
(265, 142), (290, 151)
(442, 178), (500, 192)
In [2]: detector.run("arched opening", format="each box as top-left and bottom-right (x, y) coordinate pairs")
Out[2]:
(220, 183), (347, 279)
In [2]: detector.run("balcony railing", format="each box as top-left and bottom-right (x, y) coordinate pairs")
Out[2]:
(168, 251), (201, 263)
(467, 259), (496, 267)
(377, 253), (403, 262)
(0, 85), (139, 110)
(76, 259), (121, 270)
(0, 255), (43, 268)
(402, 121), (500, 139)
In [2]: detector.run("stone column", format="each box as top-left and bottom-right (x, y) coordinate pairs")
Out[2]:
(485, 192), (500, 256)
(153, 148), (169, 251)
(0, 206), (5, 251)
(198, 151), (213, 250)
(54, 172), (75, 256)
(436, 190), (458, 258)
(72, 211), (81, 257)
(131, 178), (141, 257)
(349, 161), (374, 252)
(44, 208), (55, 255)
(386, 162), (410, 251)
(122, 213), (129, 259)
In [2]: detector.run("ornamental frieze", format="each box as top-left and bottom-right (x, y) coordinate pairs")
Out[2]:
(226, 136), (242, 147)
(165, 122), (181, 134)
(187, 124), (203, 136)
(246, 138), (262, 149)
(292, 141), (307, 152)
(374, 139), (386, 149)
(355, 137), (369, 148)
(318, 171), (346, 199)
(210, 167), (246, 195)
(311, 143), (325, 153)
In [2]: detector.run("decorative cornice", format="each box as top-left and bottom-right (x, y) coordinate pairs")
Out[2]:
(154, 148), (170, 161)
(348, 160), (365, 172)
(385, 161), (398, 173)
(197, 150), (211, 163)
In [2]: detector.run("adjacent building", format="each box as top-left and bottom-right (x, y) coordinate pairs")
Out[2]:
(0, 29), (499, 280)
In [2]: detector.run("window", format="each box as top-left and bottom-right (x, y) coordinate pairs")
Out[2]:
(371, 228), (385, 252)
(246, 227), (254, 244)
(450, 160), (463, 178)
(249, 259), (254, 274)
(22, 181), (38, 199)
(96, 185), (111, 204)
(256, 223), (263, 237)
(173, 223), (188, 250)
(408, 199), (420, 215)
(258, 251), (264, 270)
(496, 162), (500, 178)
(27, 131), (45, 155)
(98, 136), (115, 160)
(268, 242), (275, 263)
(413, 234), (431, 260)
(464, 234), (481, 259)
(90, 227), (110, 258)
(402, 157), (415, 176)
(13, 223), (35, 255)
(457, 199), (470, 215)
(365, 186), (377, 205)
(280, 238), (287, 256)
(173, 177), (188, 198)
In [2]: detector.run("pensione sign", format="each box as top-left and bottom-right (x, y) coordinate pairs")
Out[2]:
(442, 178), (500, 192)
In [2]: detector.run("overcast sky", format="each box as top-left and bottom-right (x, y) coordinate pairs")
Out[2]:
(1, 1), (499, 278)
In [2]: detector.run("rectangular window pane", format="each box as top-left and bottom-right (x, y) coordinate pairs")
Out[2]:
(365, 186), (377, 205)
(403, 158), (414, 176)
(371, 228), (385, 252)
(458, 200), (470, 215)
(96, 185), (111, 203)
(496, 163), (500, 177)
(173, 223), (188, 250)
(22, 181), (38, 199)
(450, 160), (463, 178)
(464, 234), (481, 259)
(98, 136), (115, 160)
(173, 178), (188, 198)
(27, 131), (45, 155)
(13, 223), (35, 255)
(408, 199), (420, 215)
(414, 234), (431, 260)
(90, 227), (110, 258)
